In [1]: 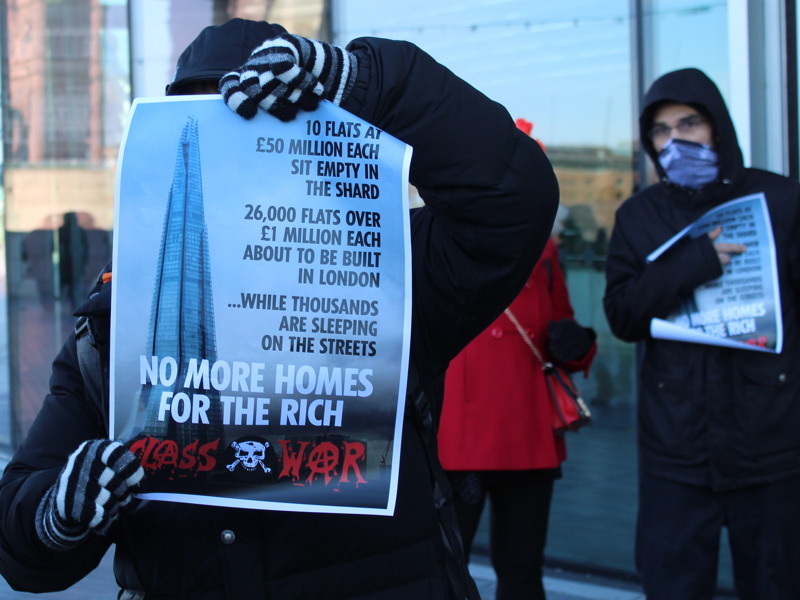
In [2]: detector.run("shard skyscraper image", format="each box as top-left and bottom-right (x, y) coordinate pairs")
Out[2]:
(139, 116), (224, 449)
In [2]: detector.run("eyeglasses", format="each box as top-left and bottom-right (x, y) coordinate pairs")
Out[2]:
(648, 114), (707, 141)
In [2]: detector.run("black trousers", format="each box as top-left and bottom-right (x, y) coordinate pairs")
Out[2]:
(447, 469), (559, 600)
(637, 471), (800, 600)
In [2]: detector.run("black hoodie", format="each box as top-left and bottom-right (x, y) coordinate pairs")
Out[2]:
(639, 68), (744, 186)
(604, 68), (800, 491)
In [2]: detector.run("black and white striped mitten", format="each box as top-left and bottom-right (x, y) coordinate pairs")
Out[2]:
(219, 33), (358, 121)
(35, 440), (144, 551)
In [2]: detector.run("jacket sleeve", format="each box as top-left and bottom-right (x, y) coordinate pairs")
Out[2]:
(0, 334), (111, 592)
(603, 206), (723, 342)
(342, 37), (559, 377)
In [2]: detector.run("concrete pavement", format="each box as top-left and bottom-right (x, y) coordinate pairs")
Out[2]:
(0, 548), (649, 600)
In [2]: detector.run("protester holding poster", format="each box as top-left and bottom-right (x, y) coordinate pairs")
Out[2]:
(0, 18), (558, 600)
(604, 68), (800, 599)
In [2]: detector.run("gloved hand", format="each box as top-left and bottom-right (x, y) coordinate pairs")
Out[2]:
(219, 33), (358, 121)
(35, 440), (144, 551)
(547, 319), (596, 364)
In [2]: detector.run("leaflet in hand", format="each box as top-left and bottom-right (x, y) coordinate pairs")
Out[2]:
(648, 192), (782, 353)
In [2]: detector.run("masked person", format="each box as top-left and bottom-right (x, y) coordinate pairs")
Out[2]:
(604, 68), (800, 599)
(0, 18), (558, 600)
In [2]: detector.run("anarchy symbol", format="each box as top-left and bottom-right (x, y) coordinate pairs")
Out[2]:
(306, 442), (340, 485)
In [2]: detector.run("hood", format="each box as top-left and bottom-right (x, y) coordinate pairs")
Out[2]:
(166, 18), (286, 95)
(640, 68), (744, 184)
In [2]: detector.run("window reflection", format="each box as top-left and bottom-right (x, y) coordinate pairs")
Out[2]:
(3, 1), (128, 445)
(21, 212), (111, 311)
(640, 0), (734, 588)
(0, 0), (737, 589)
(338, 0), (638, 578)
(0, 0), (328, 446)
(643, 0), (729, 92)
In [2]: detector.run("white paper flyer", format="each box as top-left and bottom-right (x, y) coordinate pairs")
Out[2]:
(648, 193), (782, 353)
(110, 96), (413, 515)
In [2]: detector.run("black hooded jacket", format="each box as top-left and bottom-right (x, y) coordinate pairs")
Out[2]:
(0, 34), (558, 598)
(604, 68), (800, 491)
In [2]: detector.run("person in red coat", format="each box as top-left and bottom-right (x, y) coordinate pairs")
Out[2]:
(438, 236), (597, 600)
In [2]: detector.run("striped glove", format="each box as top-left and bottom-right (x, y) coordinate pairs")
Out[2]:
(219, 33), (358, 121)
(35, 440), (144, 551)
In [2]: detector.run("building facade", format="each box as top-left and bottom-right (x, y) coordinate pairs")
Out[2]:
(0, 0), (796, 590)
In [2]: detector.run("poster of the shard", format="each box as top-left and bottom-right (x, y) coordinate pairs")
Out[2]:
(111, 97), (412, 515)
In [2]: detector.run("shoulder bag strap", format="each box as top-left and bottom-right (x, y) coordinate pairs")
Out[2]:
(504, 308), (552, 372)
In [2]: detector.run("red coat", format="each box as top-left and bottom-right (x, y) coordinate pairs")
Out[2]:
(438, 239), (596, 471)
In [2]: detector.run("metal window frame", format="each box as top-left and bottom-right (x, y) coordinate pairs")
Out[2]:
(634, 0), (797, 181)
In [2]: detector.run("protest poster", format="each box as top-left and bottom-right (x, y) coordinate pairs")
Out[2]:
(648, 193), (782, 353)
(110, 96), (412, 515)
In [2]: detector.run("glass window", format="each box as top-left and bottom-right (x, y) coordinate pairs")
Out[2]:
(131, 0), (329, 99)
(2, 1), (127, 447)
(0, 2), (747, 592)
(639, 0), (732, 186)
(336, 0), (638, 579)
(0, 225), (8, 451)
(642, 1), (730, 90)
(639, 0), (734, 588)
(0, 0), (326, 451)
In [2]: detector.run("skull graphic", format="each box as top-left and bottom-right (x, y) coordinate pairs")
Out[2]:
(227, 440), (271, 473)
